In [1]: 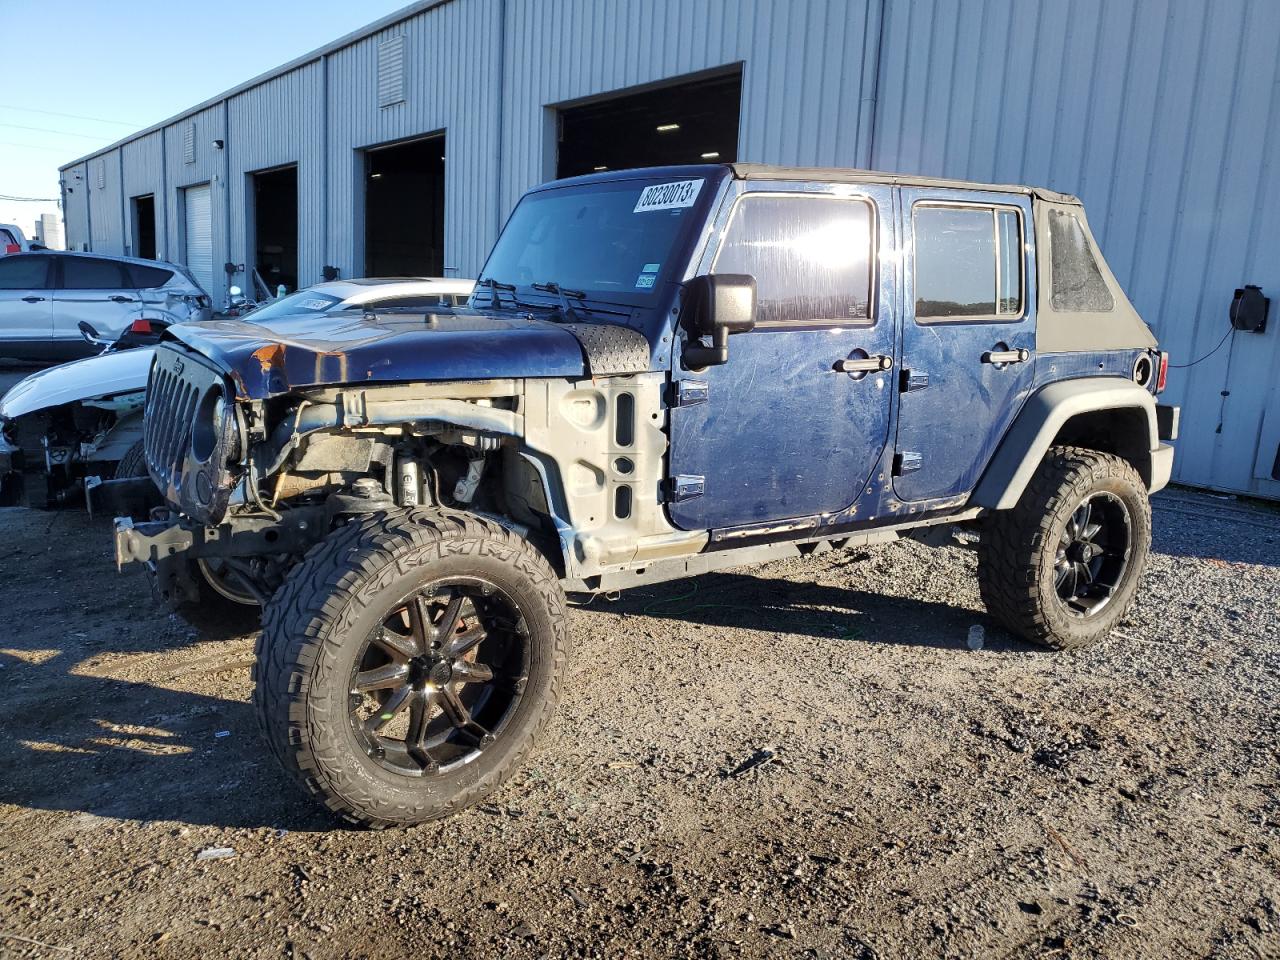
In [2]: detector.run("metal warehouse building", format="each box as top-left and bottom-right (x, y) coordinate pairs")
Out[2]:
(60, 0), (1280, 499)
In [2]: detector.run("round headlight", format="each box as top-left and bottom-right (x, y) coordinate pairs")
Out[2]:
(190, 386), (224, 463)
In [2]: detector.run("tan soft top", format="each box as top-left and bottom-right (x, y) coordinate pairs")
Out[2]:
(730, 163), (1080, 204)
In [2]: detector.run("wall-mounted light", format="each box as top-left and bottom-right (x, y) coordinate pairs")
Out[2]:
(370, 172), (383, 179)
(656, 123), (680, 133)
(700, 151), (720, 159)
(593, 165), (607, 171)
(212, 139), (224, 150)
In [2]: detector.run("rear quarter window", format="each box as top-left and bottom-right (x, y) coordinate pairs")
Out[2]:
(1048, 209), (1115, 313)
(128, 264), (175, 288)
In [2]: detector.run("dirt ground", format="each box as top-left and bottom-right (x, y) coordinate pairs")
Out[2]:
(0, 358), (1277, 958)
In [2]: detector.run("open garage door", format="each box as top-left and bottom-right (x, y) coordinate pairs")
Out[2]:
(556, 69), (742, 179)
(130, 194), (156, 260)
(183, 183), (213, 296)
(252, 165), (298, 294)
(364, 135), (445, 277)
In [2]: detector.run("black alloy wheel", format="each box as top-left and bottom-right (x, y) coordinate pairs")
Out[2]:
(350, 578), (530, 777)
(1053, 491), (1132, 617)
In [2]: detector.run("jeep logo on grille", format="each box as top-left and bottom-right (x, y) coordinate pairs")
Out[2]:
(173, 357), (185, 375)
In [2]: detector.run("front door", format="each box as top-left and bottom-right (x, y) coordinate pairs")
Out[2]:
(0, 254), (54, 359)
(667, 183), (896, 531)
(894, 188), (1037, 502)
(50, 255), (142, 356)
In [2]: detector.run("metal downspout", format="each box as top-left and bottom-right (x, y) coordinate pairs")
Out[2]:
(857, 0), (888, 169)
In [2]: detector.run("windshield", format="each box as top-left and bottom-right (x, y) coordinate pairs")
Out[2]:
(478, 175), (712, 303)
(245, 290), (342, 324)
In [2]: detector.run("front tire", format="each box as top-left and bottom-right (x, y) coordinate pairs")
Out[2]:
(253, 509), (568, 827)
(977, 446), (1151, 651)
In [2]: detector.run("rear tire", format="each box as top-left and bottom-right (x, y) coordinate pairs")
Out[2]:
(977, 446), (1151, 651)
(253, 508), (568, 828)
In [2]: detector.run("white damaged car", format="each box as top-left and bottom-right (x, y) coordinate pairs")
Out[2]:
(0, 277), (474, 508)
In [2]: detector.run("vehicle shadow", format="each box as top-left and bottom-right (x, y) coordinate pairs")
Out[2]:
(590, 566), (1033, 653)
(0, 641), (334, 832)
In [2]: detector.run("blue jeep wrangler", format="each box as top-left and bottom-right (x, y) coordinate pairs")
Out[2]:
(113, 164), (1177, 826)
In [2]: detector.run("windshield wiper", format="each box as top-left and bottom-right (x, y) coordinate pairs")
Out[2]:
(476, 276), (516, 307)
(530, 280), (631, 322)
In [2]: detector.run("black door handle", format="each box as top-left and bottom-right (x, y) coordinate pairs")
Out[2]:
(21, 295), (45, 303)
(109, 295), (136, 303)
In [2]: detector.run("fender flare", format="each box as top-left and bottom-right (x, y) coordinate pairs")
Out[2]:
(970, 378), (1160, 510)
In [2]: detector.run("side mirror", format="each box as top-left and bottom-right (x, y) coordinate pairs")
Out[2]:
(78, 320), (104, 345)
(680, 273), (756, 368)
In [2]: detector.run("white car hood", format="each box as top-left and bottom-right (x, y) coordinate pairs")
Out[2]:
(0, 348), (153, 420)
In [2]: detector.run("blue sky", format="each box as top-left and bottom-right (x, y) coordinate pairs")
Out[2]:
(0, 0), (409, 236)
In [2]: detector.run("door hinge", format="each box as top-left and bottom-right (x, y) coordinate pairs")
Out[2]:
(900, 369), (929, 392)
(893, 452), (923, 475)
(670, 378), (709, 407)
(664, 475), (705, 502)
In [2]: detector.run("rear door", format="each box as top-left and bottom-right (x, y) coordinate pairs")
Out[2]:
(894, 189), (1037, 502)
(0, 255), (54, 357)
(50, 255), (141, 354)
(667, 181), (897, 530)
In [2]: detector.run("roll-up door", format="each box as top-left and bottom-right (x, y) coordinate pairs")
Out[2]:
(183, 184), (213, 296)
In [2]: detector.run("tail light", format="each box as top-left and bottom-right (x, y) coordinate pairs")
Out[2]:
(1155, 351), (1169, 394)
(129, 318), (153, 335)
(4, 243), (18, 254)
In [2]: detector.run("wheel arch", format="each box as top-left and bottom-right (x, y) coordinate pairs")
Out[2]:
(971, 378), (1159, 511)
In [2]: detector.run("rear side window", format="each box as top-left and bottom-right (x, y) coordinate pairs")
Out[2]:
(0, 229), (17, 249)
(712, 194), (875, 324)
(913, 203), (1024, 321)
(128, 263), (174, 288)
(62, 256), (128, 290)
(1048, 209), (1114, 313)
(0, 256), (51, 289)
(369, 294), (457, 309)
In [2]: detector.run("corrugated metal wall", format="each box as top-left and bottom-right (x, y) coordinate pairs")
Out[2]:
(163, 105), (228, 298)
(60, 162), (89, 252)
(120, 131), (166, 258)
(87, 151), (123, 254)
(325, 0), (502, 278)
(227, 62), (326, 289)
(499, 0), (882, 214)
(871, 0), (1280, 497)
(58, 0), (1280, 497)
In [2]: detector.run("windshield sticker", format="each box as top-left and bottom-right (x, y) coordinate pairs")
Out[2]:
(300, 298), (332, 310)
(635, 273), (657, 289)
(641, 262), (660, 273)
(633, 179), (703, 213)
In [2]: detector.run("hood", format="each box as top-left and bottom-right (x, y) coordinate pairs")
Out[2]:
(167, 307), (597, 399)
(0, 348), (153, 419)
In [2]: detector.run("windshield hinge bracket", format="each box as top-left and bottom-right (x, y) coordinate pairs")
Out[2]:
(664, 475), (705, 502)
(670, 379), (709, 408)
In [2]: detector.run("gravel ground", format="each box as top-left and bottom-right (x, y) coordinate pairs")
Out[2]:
(0, 478), (1276, 959)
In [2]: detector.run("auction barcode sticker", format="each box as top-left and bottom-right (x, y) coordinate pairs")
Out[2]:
(633, 179), (703, 213)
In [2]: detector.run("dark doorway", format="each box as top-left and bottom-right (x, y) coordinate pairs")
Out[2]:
(252, 165), (299, 294)
(556, 69), (742, 179)
(364, 135), (445, 277)
(130, 194), (156, 260)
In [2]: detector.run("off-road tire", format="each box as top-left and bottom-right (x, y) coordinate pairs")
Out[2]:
(113, 439), (147, 479)
(977, 446), (1151, 651)
(253, 508), (568, 828)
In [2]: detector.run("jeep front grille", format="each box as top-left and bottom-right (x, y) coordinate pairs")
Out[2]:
(143, 344), (239, 525)
(144, 351), (201, 491)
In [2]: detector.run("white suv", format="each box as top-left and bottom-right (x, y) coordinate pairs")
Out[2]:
(0, 252), (212, 361)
